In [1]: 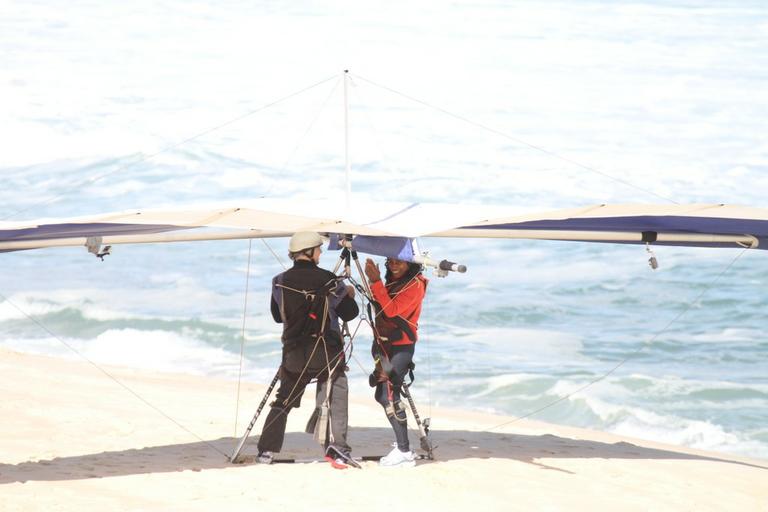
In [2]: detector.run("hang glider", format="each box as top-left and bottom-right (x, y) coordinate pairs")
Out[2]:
(1, 201), (765, 263)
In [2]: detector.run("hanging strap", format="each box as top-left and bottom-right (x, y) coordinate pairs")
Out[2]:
(276, 275), (344, 345)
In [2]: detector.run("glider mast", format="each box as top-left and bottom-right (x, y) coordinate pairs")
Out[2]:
(344, 69), (351, 211)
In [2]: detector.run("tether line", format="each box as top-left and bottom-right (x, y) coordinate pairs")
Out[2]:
(2, 74), (338, 222)
(351, 72), (678, 205)
(0, 291), (230, 459)
(484, 248), (748, 432)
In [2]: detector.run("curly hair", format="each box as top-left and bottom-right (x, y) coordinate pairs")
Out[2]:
(384, 261), (423, 283)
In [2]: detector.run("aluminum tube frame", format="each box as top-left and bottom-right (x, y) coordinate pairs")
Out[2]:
(427, 229), (759, 248)
(0, 230), (290, 252)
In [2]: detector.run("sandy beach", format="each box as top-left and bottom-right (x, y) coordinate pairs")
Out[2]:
(1, 347), (765, 511)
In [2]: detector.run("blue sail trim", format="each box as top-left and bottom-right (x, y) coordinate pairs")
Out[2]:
(462, 215), (768, 249)
(0, 222), (189, 242)
(327, 234), (415, 261)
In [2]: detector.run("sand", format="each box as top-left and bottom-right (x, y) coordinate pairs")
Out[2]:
(0, 347), (765, 511)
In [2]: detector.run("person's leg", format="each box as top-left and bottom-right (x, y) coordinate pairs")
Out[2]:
(314, 374), (351, 454)
(257, 407), (289, 454)
(374, 345), (414, 452)
(388, 347), (413, 451)
(387, 344), (415, 387)
(257, 371), (306, 454)
(324, 373), (351, 454)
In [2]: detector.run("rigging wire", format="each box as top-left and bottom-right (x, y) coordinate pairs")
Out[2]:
(252, 77), (345, 271)
(0, 291), (230, 459)
(234, 239), (253, 438)
(351, 72), (679, 205)
(483, 247), (749, 433)
(346, 317), (373, 376)
(342, 75), (397, 180)
(258, 75), (343, 200)
(1, 73), (339, 222)
(261, 239), (288, 271)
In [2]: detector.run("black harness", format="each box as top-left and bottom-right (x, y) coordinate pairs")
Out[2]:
(276, 274), (346, 376)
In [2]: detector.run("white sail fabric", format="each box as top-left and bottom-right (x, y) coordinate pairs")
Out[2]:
(0, 199), (516, 251)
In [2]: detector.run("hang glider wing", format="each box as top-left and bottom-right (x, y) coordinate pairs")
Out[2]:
(428, 203), (767, 250)
(1, 201), (765, 256)
(0, 199), (518, 253)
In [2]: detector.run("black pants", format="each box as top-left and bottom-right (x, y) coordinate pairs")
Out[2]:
(257, 369), (350, 455)
(374, 344), (414, 451)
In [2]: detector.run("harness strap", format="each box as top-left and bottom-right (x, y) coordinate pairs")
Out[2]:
(389, 314), (417, 341)
(405, 361), (415, 386)
(275, 282), (316, 300)
(276, 275), (345, 342)
(275, 275), (345, 302)
(369, 277), (424, 343)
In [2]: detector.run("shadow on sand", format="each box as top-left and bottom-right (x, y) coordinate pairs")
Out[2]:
(1, 427), (765, 484)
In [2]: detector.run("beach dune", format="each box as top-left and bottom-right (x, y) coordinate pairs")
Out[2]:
(1, 348), (765, 511)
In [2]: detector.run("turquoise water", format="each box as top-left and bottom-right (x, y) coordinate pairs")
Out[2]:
(1, 0), (766, 459)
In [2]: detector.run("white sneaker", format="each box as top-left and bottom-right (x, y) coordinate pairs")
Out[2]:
(256, 451), (274, 464)
(379, 446), (416, 468)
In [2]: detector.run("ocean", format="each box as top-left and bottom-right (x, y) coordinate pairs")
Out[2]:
(1, 0), (766, 459)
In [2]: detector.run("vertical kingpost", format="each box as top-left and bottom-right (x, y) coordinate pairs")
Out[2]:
(343, 69), (351, 211)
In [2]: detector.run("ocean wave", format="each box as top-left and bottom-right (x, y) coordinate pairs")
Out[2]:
(442, 372), (768, 460)
(586, 397), (768, 460)
(430, 326), (590, 364)
(0, 329), (278, 383)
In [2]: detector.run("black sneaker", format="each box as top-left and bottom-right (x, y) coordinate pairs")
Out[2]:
(325, 445), (361, 469)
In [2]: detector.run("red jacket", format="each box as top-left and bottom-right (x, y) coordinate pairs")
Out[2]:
(370, 274), (428, 345)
